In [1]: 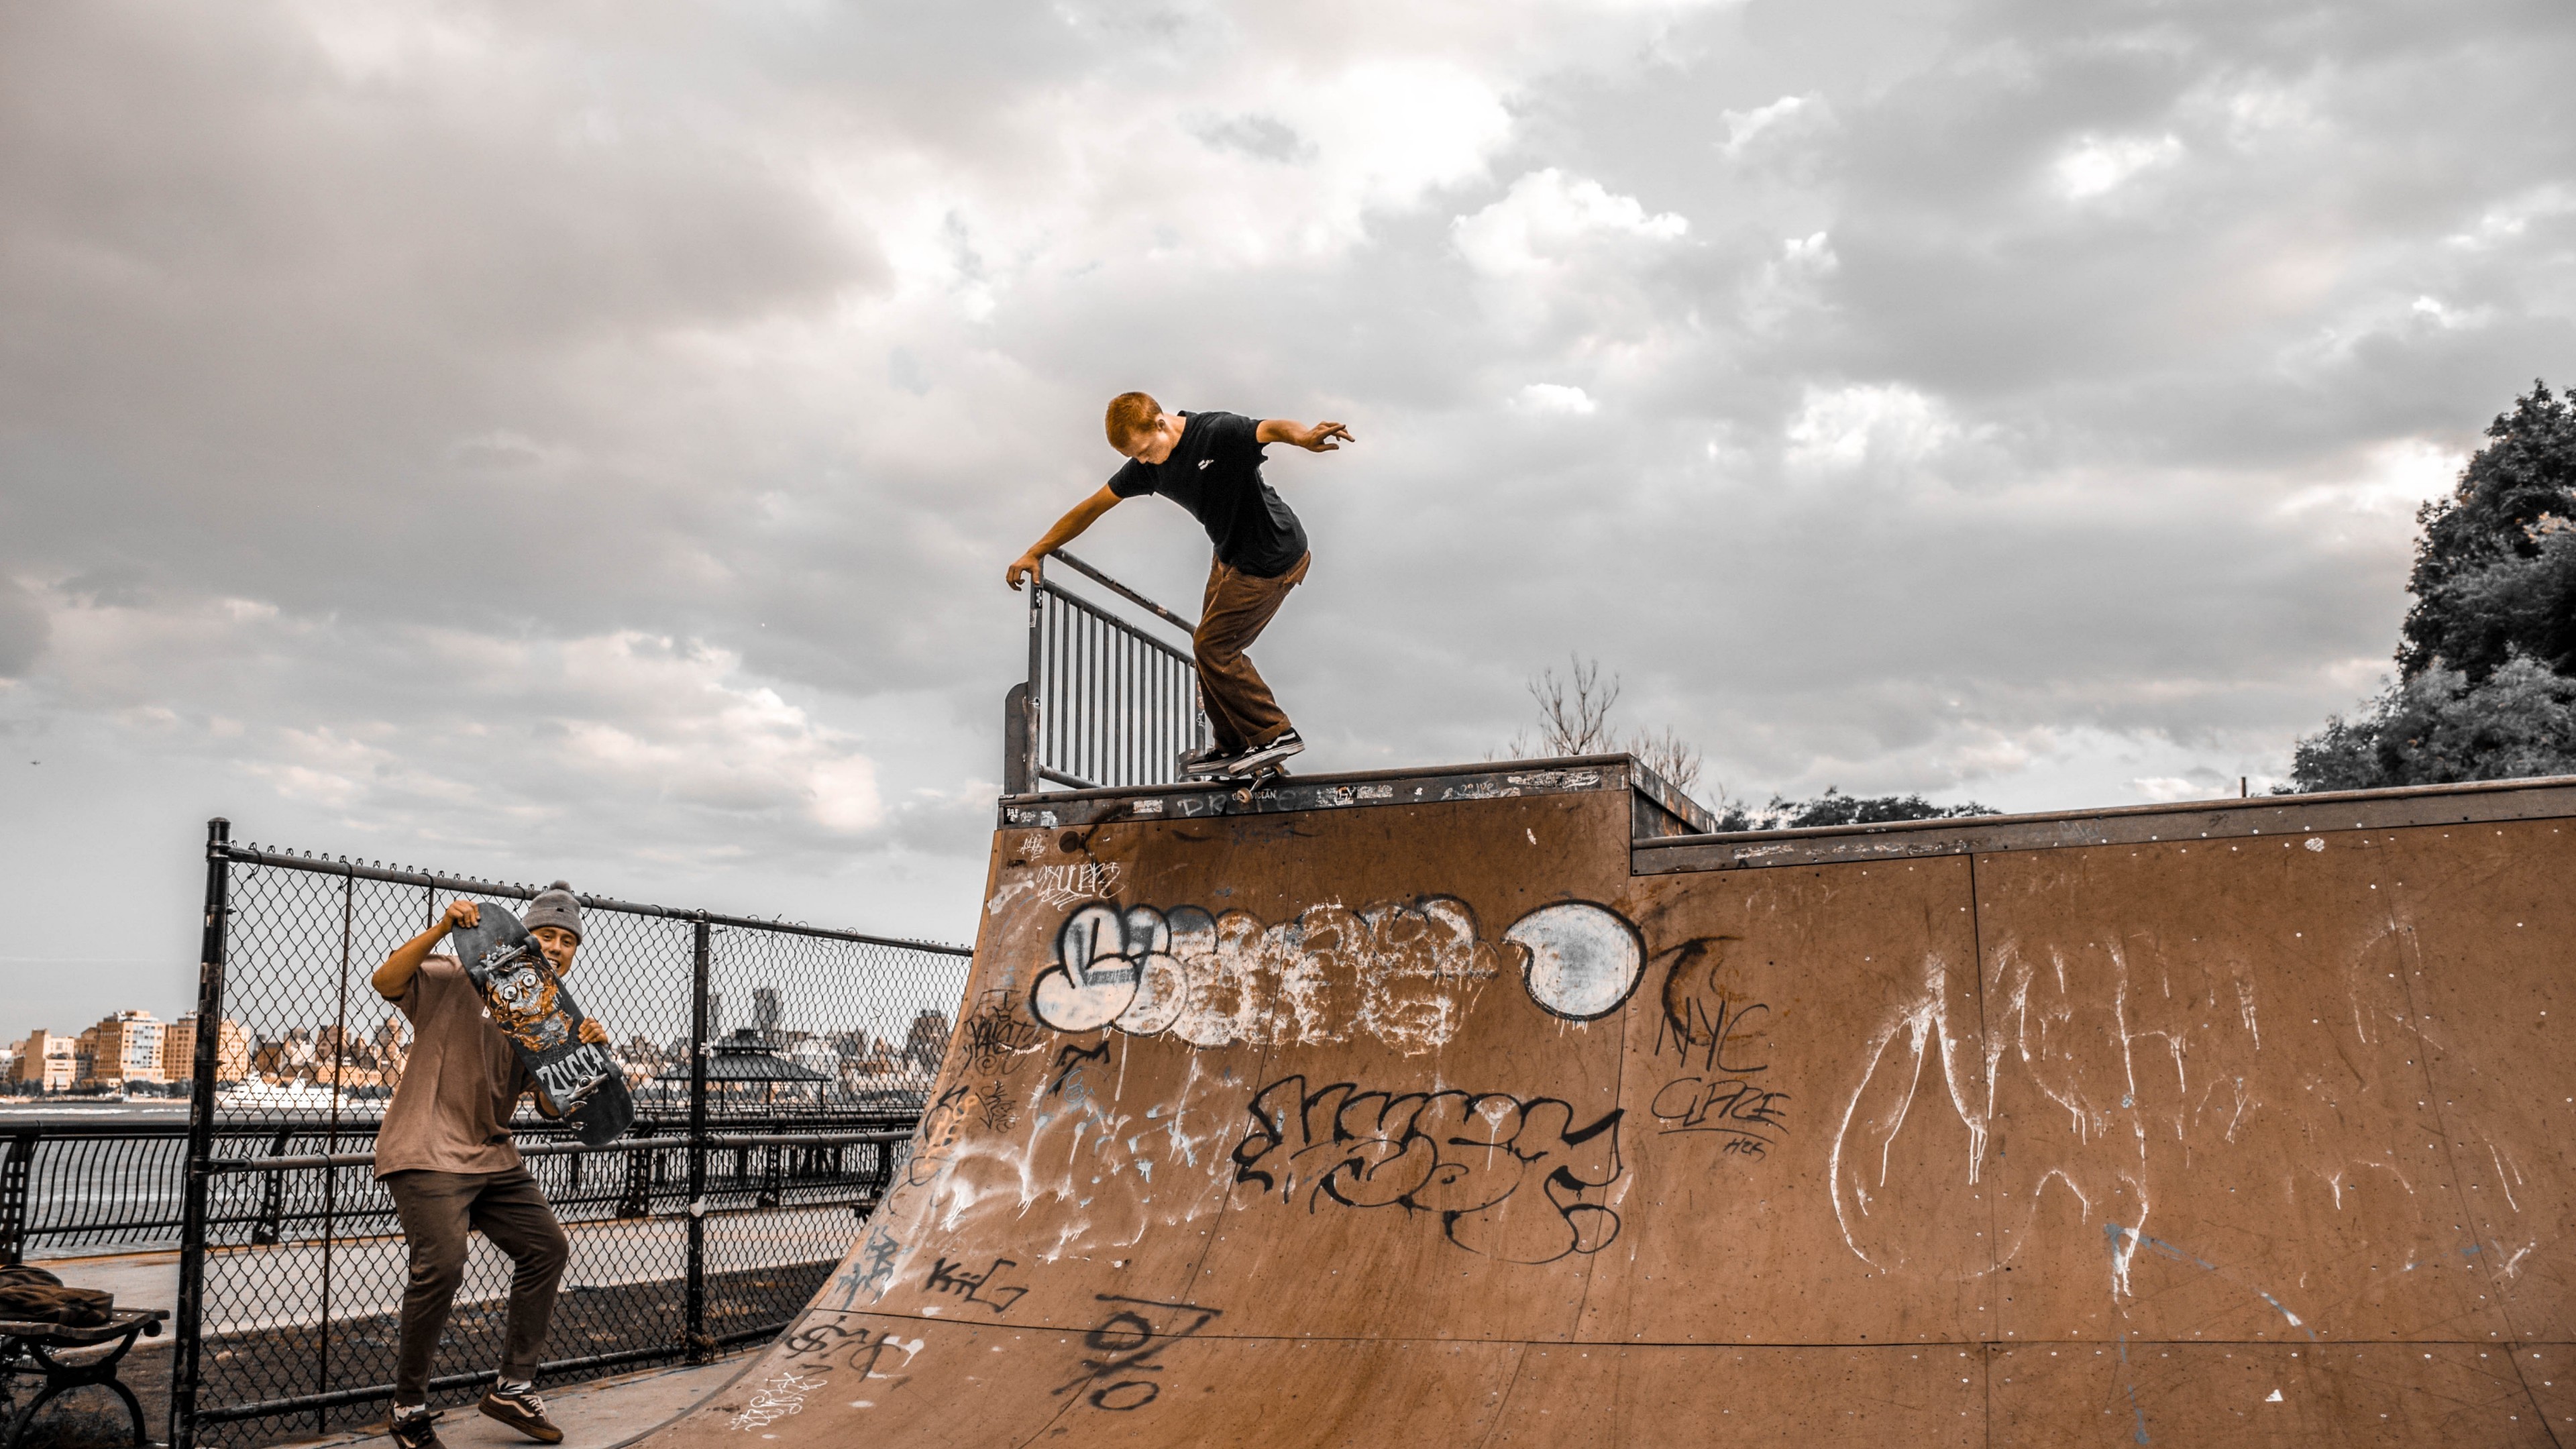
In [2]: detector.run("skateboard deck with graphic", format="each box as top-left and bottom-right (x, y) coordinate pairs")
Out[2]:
(447, 906), (633, 1146)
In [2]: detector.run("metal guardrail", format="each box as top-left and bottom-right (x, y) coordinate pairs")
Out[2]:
(170, 820), (973, 1449)
(1, 1122), (199, 1258)
(1006, 549), (1210, 794)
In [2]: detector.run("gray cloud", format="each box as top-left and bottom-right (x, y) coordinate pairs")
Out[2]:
(0, 580), (46, 678)
(3, 0), (2573, 1040)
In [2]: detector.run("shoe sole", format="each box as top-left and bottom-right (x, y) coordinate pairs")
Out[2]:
(479, 1400), (564, 1444)
(1225, 739), (1304, 776)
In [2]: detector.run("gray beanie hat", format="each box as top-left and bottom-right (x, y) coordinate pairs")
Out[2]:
(522, 881), (584, 942)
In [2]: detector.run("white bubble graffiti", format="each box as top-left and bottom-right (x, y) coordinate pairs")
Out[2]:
(1506, 901), (1646, 1020)
(1026, 896), (1649, 1043)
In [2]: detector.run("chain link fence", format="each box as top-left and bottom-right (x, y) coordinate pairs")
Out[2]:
(172, 820), (971, 1449)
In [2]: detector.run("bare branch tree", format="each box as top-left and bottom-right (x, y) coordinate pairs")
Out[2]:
(1525, 655), (1621, 755)
(1506, 657), (1729, 821)
(1623, 724), (1701, 794)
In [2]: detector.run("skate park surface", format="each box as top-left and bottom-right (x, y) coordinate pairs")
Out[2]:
(631, 757), (2575, 1447)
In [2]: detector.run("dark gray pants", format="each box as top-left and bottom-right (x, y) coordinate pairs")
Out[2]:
(382, 1166), (570, 1403)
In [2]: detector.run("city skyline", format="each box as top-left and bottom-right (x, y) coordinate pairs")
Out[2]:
(3, 1001), (951, 1102)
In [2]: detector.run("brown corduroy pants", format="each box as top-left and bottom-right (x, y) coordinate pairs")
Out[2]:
(1195, 552), (1309, 751)
(382, 1165), (570, 1403)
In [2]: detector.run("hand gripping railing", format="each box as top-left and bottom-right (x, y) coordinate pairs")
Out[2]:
(1006, 550), (1209, 794)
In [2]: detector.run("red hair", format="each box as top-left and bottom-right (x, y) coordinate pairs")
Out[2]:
(1105, 392), (1163, 449)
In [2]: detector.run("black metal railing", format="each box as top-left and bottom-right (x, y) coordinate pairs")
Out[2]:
(1005, 549), (1208, 794)
(170, 820), (973, 1449)
(1, 1122), (199, 1259)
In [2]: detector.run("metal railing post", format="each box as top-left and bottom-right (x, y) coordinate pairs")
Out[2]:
(1016, 551), (1205, 794)
(0, 1130), (36, 1266)
(684, 914), (712, 1362)
(172, 816), (233, 1449)
(1024, 562), (1044, 792)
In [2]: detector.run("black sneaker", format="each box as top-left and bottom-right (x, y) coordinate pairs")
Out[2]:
(1177, 745), (1240, 778)
(389, 1407), (443, 1449)
(1226, 729), (1304, 775)
(480, 1384), (564, 1444)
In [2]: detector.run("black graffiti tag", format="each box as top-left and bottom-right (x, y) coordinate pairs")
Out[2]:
(959, 988), (1044, 1075)
(922, 1254), (1030, 1313)
(1648, 1077), (1791, 1154)
(1648, 935), (1791, 1155)
(819, 1226), (902, 1309)
(981, 1080), (1017, 1132)
(780, 1317), (924, 1381)
(1229, 1075), (1623, 1264)
(1053, 1294), (1224, 1411)
(1653, 937), (1770, 1073)
(904, 1083), (975, 1187)
(1047, 1038), (1110, 1099)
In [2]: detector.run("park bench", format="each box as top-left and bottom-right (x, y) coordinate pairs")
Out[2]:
(0, 1309), (168, 1449)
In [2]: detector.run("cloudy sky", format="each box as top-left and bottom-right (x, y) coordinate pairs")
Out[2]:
(4, 0), (2572, 1043)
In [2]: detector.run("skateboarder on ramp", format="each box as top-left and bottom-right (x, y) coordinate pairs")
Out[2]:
(1006, 391), (1352, 782)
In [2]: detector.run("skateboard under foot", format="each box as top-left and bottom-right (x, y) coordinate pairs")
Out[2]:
(1229, 763), (1289, 804)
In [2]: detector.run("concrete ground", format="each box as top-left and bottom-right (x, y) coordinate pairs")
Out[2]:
(267, 1358), (748, 1449)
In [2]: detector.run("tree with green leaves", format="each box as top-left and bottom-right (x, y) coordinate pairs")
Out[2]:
(2290, 380), (2576, 790)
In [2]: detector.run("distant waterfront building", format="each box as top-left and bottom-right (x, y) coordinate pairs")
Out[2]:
(75, 1010), (164, 1089)
(373, 1012), (409, 1075)
(254, 1027), (318, 1082)
(901, 1009), (953, 1076)
(161, 1014), (252, 1085)
(9, 1030), (77, 1091)
(785, 1036), (840, 1079)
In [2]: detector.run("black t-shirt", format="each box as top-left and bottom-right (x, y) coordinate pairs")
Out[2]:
(1107, 411), (1309, 578)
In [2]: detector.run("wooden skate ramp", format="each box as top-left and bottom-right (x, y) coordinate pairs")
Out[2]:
(643, 761), (2576, 1447)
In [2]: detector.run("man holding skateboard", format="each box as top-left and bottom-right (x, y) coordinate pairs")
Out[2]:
(1007, 392), (1352, 779)
(370, 883), (606, 1448)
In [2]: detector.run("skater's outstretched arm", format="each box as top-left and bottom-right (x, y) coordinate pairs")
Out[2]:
(1006, 484), (1122, 590)
(1255, 419), (1353, 451)
(374, 899), (479, 999)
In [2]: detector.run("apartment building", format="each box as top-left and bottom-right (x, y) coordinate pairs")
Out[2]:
(8, 1030), (76, 1091)
(161, 1013), (253, 1085)
(74, 1010), (164, 1089)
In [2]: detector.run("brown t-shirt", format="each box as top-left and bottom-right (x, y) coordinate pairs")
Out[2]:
(375, 954), (532, 1177)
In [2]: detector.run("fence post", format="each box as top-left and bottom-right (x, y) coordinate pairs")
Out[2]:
(684, 914), (712, 1363)
(172, 817), (234, 1449)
